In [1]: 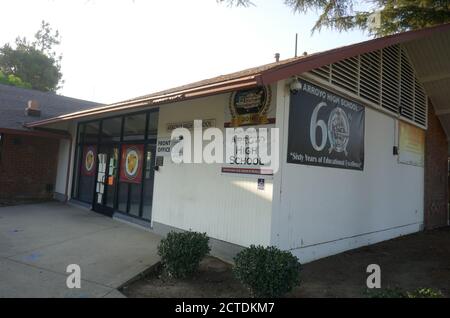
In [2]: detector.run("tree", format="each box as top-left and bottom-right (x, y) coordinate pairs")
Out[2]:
(0, 71), (32, 89)
(0, 21), (63, 92)
(219, 0), (450, 37)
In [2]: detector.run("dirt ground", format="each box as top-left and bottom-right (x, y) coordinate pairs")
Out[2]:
(121, 227), (450, 298)
(120, 257), (251, 298)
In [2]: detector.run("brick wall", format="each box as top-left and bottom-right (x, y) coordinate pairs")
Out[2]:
(424, 102), (449, 229)
(0, 132), (59, 201)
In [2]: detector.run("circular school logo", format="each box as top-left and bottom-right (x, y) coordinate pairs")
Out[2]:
(85, 149), (95, 173)
(328, 107), (350, 155)
(124, 147), (140, 180)
(229, 86), (272, 127)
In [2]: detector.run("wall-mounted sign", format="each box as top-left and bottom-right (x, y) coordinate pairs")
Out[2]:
(257, 178), (265, 190)
(82, 145), (97, 176)
(120, 144), (144, 183)
(221, 125), (275, 176)
(225, 86), (275, 127)
(287, 79), (365, 171)
(156, 137), (173, 157)
(166, 119), (216, 132)
(155, 156), (164, 167)
(398, 121), (425, 167)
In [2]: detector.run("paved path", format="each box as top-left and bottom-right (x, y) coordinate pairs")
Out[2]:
(0, 202), (161, 298)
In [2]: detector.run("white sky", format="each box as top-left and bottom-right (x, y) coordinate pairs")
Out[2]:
(1, 0), (370, 104)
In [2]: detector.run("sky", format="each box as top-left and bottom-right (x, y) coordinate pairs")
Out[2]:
(0, 0), (370, 104)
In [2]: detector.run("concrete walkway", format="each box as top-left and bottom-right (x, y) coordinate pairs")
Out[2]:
(0, 202), (161, 298)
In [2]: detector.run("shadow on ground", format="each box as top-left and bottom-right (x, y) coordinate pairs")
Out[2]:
(292, 227), (450, 297)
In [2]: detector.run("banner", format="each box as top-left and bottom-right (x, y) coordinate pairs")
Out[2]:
(287, 80), (365, 171)
(120, 144), (144, 183)
(398, 121), (425, 167)
(81, 145), (97, 176)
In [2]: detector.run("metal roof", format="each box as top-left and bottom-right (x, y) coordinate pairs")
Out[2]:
(26, 23), (450, 131)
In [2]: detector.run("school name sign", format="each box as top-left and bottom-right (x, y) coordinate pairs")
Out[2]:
(287, 80), (365, 171)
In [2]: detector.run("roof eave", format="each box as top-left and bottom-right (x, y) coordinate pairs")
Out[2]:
(260, 23), (450, 85)
(25, 75), (262, 128)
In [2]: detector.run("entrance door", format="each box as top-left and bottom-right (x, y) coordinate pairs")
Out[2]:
(93, 145), (119, 217)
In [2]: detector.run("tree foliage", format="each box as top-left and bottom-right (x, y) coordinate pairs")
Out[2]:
(0, 71), (32, 89)
(0, 21), (63, 92)
(219, 0), (450, 37)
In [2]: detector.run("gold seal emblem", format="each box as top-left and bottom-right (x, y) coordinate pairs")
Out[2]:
(229, 86), (272, 127)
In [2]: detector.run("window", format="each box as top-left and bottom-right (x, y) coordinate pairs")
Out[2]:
(147, 112), (159, 140)
(72, 109), (159, 220)
(0, 133), (4, 162)
(123, 114), (146, 141)
(101, 117), (122, 143)
(83, 121), (100, 143)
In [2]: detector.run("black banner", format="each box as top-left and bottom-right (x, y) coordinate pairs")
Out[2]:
(287, 80), (365, 170)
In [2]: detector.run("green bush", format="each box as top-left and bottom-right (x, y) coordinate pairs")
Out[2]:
(367, 287), (443, 298)
(233, 245), (301, 298)
(157, 231), (210, 278)
(406, 288), (443, 298)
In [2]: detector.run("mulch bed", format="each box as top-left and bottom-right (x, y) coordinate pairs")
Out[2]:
(121, 227), (450, 298)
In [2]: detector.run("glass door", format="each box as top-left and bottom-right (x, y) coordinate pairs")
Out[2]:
(93, 145), (119, 216)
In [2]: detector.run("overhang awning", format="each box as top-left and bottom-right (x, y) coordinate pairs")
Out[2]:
(402, 30), (450, 140)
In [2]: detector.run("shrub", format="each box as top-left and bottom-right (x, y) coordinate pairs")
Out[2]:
(233, 245), (301, 298)
(366, 287), (443, 298)
(406, 288), (443, 298)
(157, 231), (210, 278)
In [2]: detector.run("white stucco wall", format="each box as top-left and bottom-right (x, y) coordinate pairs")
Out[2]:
(271, 79), (425, 263)
(152, 92), (274, 247)
(53, 123), (77, 200)
(54, 138), (70, 196)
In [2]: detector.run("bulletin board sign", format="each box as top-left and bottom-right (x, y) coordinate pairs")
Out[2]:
(81, 145), (97, 176)
(398, 121), (425, 167)
(120, 144), (144, 183)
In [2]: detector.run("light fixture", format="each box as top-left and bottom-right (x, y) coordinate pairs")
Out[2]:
(289, 77), (302, 94)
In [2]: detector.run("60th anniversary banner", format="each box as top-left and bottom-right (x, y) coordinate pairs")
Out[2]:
(287, 80), (365, 171)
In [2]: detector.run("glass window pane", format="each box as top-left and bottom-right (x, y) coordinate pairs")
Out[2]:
(83, 121), (100, 143)
(129, 183), (142, 217)
(101, 117), (122, 143)
(147, 112), (159, 139)
(118, 183), (129, 213)
(142, 146), (156, 220)
(77, 145), (97, 203)
(72, 145), (82, 199)
(123, 114), (146, 141)
(77, 124), (85, 144)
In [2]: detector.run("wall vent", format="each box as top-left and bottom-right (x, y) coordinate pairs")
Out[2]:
(309, 44), (428, 128)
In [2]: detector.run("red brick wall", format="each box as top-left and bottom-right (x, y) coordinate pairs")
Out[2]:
(0, 132), (59, 201)
(424, 102), (449, 229)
